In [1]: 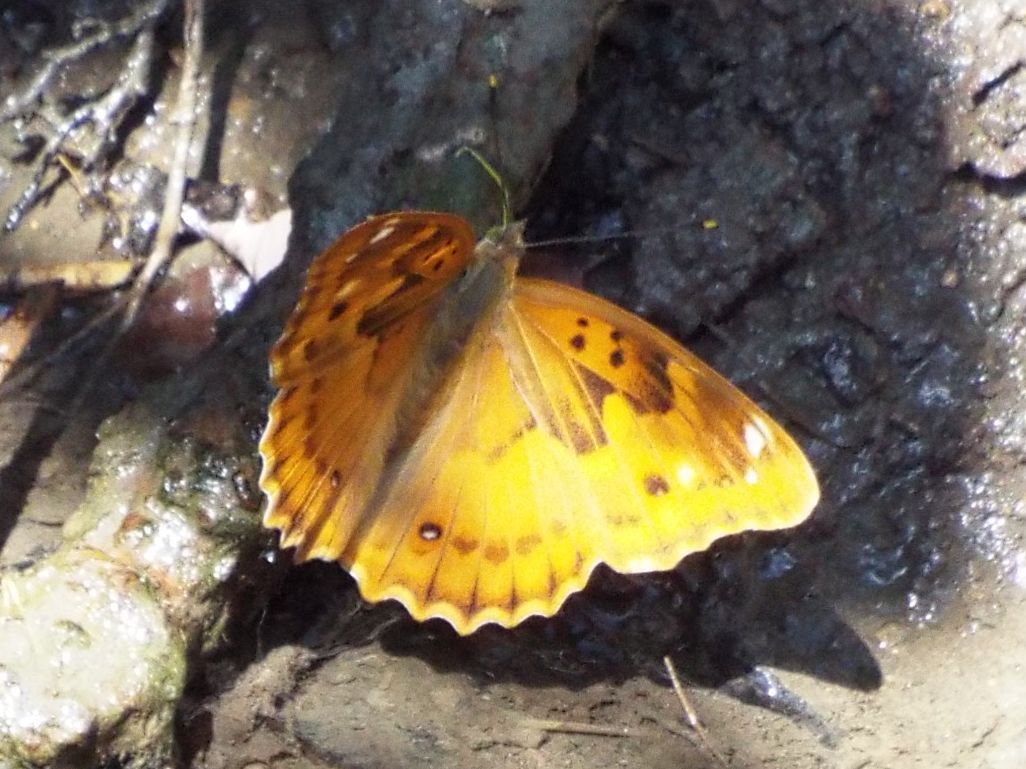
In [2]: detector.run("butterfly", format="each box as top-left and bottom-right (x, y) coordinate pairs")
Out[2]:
(259, 211), (819, 634)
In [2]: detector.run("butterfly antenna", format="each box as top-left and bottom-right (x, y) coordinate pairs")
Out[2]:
(526, 225), (690, 250)
(456, 146), (512, 227)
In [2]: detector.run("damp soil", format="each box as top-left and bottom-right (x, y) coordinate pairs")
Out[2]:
(2, 1), (1025, 768)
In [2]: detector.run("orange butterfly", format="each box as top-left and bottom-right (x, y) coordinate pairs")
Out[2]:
(259, 211), (819, 634)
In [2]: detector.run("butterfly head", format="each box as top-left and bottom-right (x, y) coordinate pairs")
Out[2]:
(477, 219), (527, 280)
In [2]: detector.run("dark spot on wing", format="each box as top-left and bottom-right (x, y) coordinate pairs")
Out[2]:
(304, 404), (318, 430)
(644, 473), (670, 496)
(405, 230), (456, 276)
(570, 333), (586, 351)
(303, 338), (319, 362)
(356, 273), (427, 336)
(644, 349), (673, 395)
(275, 485), (290, 510)
(566, 418), (605, 454)
(328, 300), (348, 320)
(272, 415), (292, 439)
(303, 435), (318, 459)
(577, 317), (589, 327)
(487, 416), (539, 463)
(610, 329), (623, 343)
(574, 364), (616, 409)
(624, 351), (674, 414)
(515, 534), (542, 555)
(483, 542), (510, 564)
(610, 349), (625, 368)
(419, 522), (442, 541)
(452, 536), (479, 555)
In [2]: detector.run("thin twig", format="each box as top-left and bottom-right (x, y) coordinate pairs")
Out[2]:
(120, 0), (204, 333)
(0, 261), (135, 293)
(663, 656), (728, 767)
(523, 718), (636, 738)
(5, 30), (155, 231)
(3, 0), (170, 231)
(0, 1), (202, 405)
(0, 1), (168, 123)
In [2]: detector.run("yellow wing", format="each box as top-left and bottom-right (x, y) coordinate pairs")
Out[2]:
(341, 277), (819, 634)
(259, 212), (477, 561)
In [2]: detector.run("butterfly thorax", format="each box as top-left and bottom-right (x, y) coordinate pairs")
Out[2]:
(384, 223), (524, 463)
(478, 219), (527, 270)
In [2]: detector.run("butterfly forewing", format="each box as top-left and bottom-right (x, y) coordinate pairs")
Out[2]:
(260, 212), (477, 561)
(269, 212), (476, 379)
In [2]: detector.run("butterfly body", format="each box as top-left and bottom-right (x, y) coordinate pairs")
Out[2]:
(377, 226), (518, 457)
(260, 211), (819, 634)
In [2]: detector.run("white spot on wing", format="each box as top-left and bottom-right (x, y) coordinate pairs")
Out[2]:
(676, 463), (696, 487)
(369, 224), (396, 244)
(745, 468), (759, 484)
(744, 420), (769, 458)
(335, 278), (362, 300)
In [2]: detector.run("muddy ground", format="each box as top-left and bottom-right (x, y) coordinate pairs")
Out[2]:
(1, 0), (1025, 767)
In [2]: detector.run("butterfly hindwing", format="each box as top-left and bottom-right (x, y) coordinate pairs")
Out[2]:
(341, 315), (598, 631)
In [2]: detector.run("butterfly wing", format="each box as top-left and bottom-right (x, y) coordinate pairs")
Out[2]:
(259, 212), (477, 561)
(505, 278), (820, 572)
(341, 276), (819, 633)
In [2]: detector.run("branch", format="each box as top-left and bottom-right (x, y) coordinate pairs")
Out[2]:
(2, 0), (171, 231)
(121, 0), (205, 332)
